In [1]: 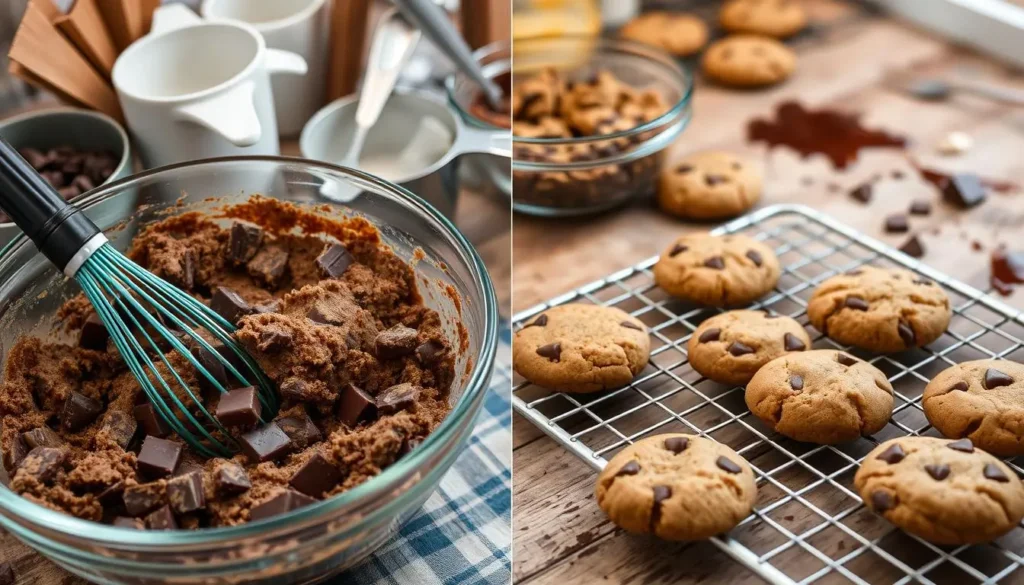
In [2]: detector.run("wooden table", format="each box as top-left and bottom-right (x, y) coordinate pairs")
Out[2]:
(512, 2), (1024, 583)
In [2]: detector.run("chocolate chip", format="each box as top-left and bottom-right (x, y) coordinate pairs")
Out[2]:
(705, 174), (728, 186)
(875, 443), (906, 464)
(789, 375), (804, 391)
(306, 306), (339, 326)
(669, 243), (688, 257)
(745, 250), (763, 267)
(0, 562), (12, 585)
(621, 321), (642, 331)
(249, 489), (316, 522)
(947, 438), (974, 453)
(984, 368), (1014, 389)
(909, 200), (932, 216)
(375, 325), (419, 359)
(783, 333), (805, 351)
(950, 381), (969, 392)
(240, 423), (293, 463)
(316, 244), (354, 278)
(215, 462), (252, 496)
(17, 447), (66, 484)
(112, 516), (145, 529)
(617, 460), (641, 476)
(704, 256), (725, 270)
(276, 414), (322, 450)
(899, 236), (925, 259)
(913, 278), (933, 286)
(664, 437), (688, 454)
(850, 183), (873, 203)
(650, 485), (671, 530)
(167, 471), (205, 514)
(415, 339), (446, 365)
(716, 456), (742, 474)
(137, 436), (182, 478)
(728, 341), (755, 356)
(2, 436), (27, 472)
(98, 411), (136, 450)
(61, 391), (103, 432)
(79, 312), (109, 350)
(145, 505), (178, 530)
(192, 344), (228, 389)
(338, 384), (378, 427)
(536, 342), (561, 362)
(675, 164), (693, 173)
(942, 173), (986, 208)
(984, 463), (1010, 483)
(257, 328), (292, 353)
(896, 322), (916, 347)
(698, 328), (721, 343)
(246, 243), (290, 290)
(290, 453), (342, 497)
(837, 353), (858, 367)
(22, 427), (62, 450)
(134, 403), (172, 438)
(377, 383), (420, 416)
(228, 222), (263, 265)
(215, 387), (262, 429)
(210, 287), (253, 325)
(279, 378), (310, 402)
(884, 214), (909, 233)
(925, 464), (950, 481)
(123, 481), (165, 516)
(523, 314), (548, 328)
(844, 296), (868, 311)
(870, 490), (895, 513)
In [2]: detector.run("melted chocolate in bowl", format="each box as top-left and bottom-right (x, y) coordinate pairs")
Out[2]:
(468, 72), (511, 129)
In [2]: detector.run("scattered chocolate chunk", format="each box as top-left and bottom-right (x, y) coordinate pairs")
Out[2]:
(0, 563), (11, 585)
(338, 384), (378, 427)
(279, 378), (310, 402)
(698, 328), (721, 343)
(899, 236), (925, 258)
(249, 489), (316, 522)
(3, 435), (27, 472)
(985, 368), (1014, 389)
(210, 287), (253, 325)
(884, 214), (909, 233)
(415, 339), (446, 365)
(167, 471), (205, 514)
(705, 174), (728, 186)
(97, 480), (125, 504)
(728, 341), (755, 356)
(949, 381), (969, 392)
(617, 461), (640, 476)
(215, 462), (252, 496)
(897, 322), (916, 347)
(984, 463), (1010, 483)
(23, 427), (62, 450)
(145, 505), (178, 530)
(79, 312), (109, 350)
(892, 170), (905, 179)
(276, 414), (322, 450)
(123, 481), (165, 516)
(17, 447), (65, 483)
(316, 244), (354, 278)
(942, 173), (986, 208)
(850, 183), (873, 203)
(536, 342), (561, 362)
(837, 353), (858, 367)
(192, 344), (229, 389)
(134, 403), (172, 438)
(137, 436), (182, 478)
(909, 200), (932, 216)
(704, 256), (725, 269)
(257, 328), (292, 353)
(290, 453), (342, 497)
(675, 164), (693, 174)
(240, 423), (293, 463)
(870, 490), (895, 513)
(789, 375), (804, 391)
(745, 250), (763, 267)
(112, 516), (146, 529)
(620, 321), (642, 331)
(61, 391), (103, 432)
(650, 485), (671, 529)
(947, 438), (974, 453)
(669, 243), (688, 257)
(215, 387), (262, 429)
(924, 464), (950, 481)
(99, 411), (137, 450)
(783, 333), (805, 351)
(229, 222), (263, 265)
(377, 383), (420, 416)
(716, 456), (742, 474)
(875, 443), (906, 464)
(246, 243), (290, 289)
(844, 296), (869, 311)
(375, 325), (419, 359)
(664, 437), (688, 454)
(523, 314), (548, 328)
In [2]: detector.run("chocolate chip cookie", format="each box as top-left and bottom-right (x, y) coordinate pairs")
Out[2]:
(620, 11), (709, 57)
(658, 151), (762, 220)
(595, 434), (756, 540)
(688, 310), (810, 385)
(807, 267), (951, 353)
(720, 0), (808, 39)
(855, 437), (1024, 545)
(702, 35), (796, 88)
(922, 360), (1024, 457)
(653, 234), (780, 306)
(746, 350), (894, 444)
(513, 304), (650, 393)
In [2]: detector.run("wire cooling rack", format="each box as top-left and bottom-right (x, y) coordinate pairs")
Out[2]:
(512, 205), (1024, 585)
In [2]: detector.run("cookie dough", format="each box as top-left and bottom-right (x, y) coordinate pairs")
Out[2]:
(855, 436), (1024, 545)
(658, 151), (762, 220)
(653, 233), (780, 306)
(595, 434), (756, 540)
(513, 304), (650, 393)
(745, 350), (893, 444)
(620, 11), (709, 57)
(807, 266), (951, 353)
(720, 0), (808, 38)
(922, 360), (1024, 457)
(688, 310), (810, 385)
(702, 35), (796, 88)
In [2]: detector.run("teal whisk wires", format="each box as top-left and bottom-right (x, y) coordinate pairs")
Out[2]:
(0, 139), (277, 457)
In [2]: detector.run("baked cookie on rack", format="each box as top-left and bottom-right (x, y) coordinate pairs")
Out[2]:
(719, 0), (808, 39)
(702, 35), (796, 88)
(653, 233), (780, 306)
(745, 350), (893, 444)
(512, 304), (650, 393)
(619, 11), (709, 57)
(687, 310), (810, 385)
(596, 434), (756, 540)
(658, 151), (762, 220)
(807, 266), (951, 353)
(922, 360), (1024, 456)
(855, 436), (1024, 545)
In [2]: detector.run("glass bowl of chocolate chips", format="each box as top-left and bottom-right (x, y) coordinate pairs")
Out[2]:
(0, 157), (498, 584)
(511, 36), (694, 216)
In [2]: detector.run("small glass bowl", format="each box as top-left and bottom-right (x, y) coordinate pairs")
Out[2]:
(0, 157), (498, 584)
(511, 37), (694, 217)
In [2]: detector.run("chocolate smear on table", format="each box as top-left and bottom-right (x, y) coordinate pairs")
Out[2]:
(991, 248), (1024, 296)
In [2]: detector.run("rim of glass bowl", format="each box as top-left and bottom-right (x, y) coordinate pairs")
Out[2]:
(0, 155), (499, 547)
(446, 40), (511, 131)
(509, 36), (694, 172)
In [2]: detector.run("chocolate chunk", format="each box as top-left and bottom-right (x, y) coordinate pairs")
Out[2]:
(705, 174), (728, 186)
(745, 250), (763, 267)
(875, 443), (905, 464)
(698, 328), (721, 343)
(99, 411), (137, 450)
(79, 312), (109, 350)
(123, 481), (165, 516)
(415, 339), (446, 364)
(338, 384), (378, 427)
(704, 256), (725, 269)
(229, 222), (264, 265)
(523, 314), (548, 328)
(536, 342), (561, 362)
(137, 436), (182, 478)
(947, 438), (974, 453)
(675, 164), (693, 174)
(375, 325), (419, 359)
(167, 471), (205, 514)
(210, 287), (253, 325)
(276, 414), (322, 450)
(837, 353), (858, 367)
(257, 328), (292, 353)
(97, 480), (125, 504)
(783, 333), (805, 351)
(290, 453), (342, 497)
(377, 383), (420, 415)
(950, 381), (969, 392)
(617, 460), (640, 476)
(134, 403), (172, 438)
(716, 456), (742, 474)
(246, 244), (290, 289)
(924, 464), (950, 481)
(0, 563), (11, 585)
(669, 243), (688, 257)
(112, 516), (145, 529)
(984, 368), (1013, 389)
(897, 322), (916, 347)
(844, 296), (869, 311)
(664, 437), (688, 454)
(145, 505), (178, 530)
(215, 387), (262, 429)
(728, 341), (755, 356)
(22, 427), (62, 450)
(316, 244), (354, 278)
(17, 447), (66, 484)
(942, 173), (986, 208)
(306, 305), (340, 326)
(240, 423), (293, 463)
(215, 462), (251, 495)
(884, 214), (909, 233)
(192, 344), (228, 389)
(899, 236), (925, 258)
(870, 490), (894, 513)
(850, 183), (873, 203)
(3, 436), (28, 472)
(279, 378), (311, 402)
(249, 489), (316, 522)
(789, 375), (804, 391)
(650, 485), (671, 530)
(61, 391), (103, 432)
(909, 200), (932, 216)
(620, 321), (643, 331)
(984, 463), (1010, 483)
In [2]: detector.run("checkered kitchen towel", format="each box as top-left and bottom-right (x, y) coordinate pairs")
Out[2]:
(334, 324), (512, 585)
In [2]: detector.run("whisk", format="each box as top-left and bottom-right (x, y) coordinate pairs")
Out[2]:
(0, 139), (277, 457)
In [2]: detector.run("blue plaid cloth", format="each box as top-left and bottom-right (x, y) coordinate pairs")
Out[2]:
(333, 324), (512, 585)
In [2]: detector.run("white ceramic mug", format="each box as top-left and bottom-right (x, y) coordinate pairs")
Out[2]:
(111, 4), (308, 169)
(201, 0), (331, 137)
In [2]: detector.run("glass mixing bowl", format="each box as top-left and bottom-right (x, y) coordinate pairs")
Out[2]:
(0, 157), (498, 585)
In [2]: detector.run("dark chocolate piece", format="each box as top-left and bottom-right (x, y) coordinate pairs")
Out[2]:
(276, 414), (322, 450)
(870, 490), (894, 513)
(79, 312), (109, 350)
(984, 368), (1014, 389)
(289, 453), (342, 497)
(536, 343), (561, 362)
(884, 214), (909, 233)
(909, 200), (932, 215)
(2, 435), (28, 472)
(942, 173), (986, 208)
(984, 463), (1010, 483)
(17, 447), (66, 484)
(875, 443), (905, 464)
(669, 243), (688, 257)
(415, 339), (446, 364)
(850, 183), (873, 203)
(650, 485), (671, 530)
(338, 384), (378, 427)
(112, 516), (146, 529)
(229, 222), (264, 265)
(240, 423), (293, 463)
(0, 562), (11, 585)
(137, 436), (182, 478)
(246, 243), (290, 289)
(279, 378), (309, 402)
(698, 328), (721, 343)
(215, 462), (252, 496)
(306, 305), (340, 326)
(133, 403), (172, 438)
(924, 464), (949, 481)
(897, 322), (916, 347)
(844, 296), (869, 311)
(61, 391), (103, 432)
(316, 244), (354, 278)
(145, 505), (178, 530)
(745, 250), (763, 267)
(22, 427), (62, 449)
(664, 437), (688, 454)
(523, 314), (548, 328)
(704, 256), (725, 269)
(377, 383), (420, 415)
(167, 471), (205, 514)
(620, 321), (642, 331)
(783, 333), (806, 351)
(99, 410), (137, 450)
(215, 387), (262, 429)
(257, 328), (292, 353)
(947, 438), (974, 453)
(837, 353), (858, 367)
(789, 375), (804, 391)
(97, 480), (125, 504)
(375, 325), (419, 359)
(728, 341), (755, 356)
(210, 287), (253, 325)
(950, 381), (969, 392)
(899, 236), (925, 258)
(249, 489), (316, 522)
(192, 344), (228, 389)
(123, 481), (165, 516)
(617, 461), (640, 476)
(716, 456), (742, 474)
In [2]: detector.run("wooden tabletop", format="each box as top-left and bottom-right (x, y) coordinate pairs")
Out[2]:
(512, 2), (1024, 584)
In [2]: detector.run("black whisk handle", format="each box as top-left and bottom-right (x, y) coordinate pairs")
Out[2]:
(0, 138), (102, 273)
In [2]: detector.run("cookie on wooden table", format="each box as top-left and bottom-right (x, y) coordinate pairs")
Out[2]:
(702, 35), (796, 88)
(922, 360), (1024, 456)
(807, 266), (951, 353)
(512, 304), (650, 393)
(745, 350), (893, 444)
(687, 310), (810, 385)
(720, 0), (808, 39)
(653, 233), (780, 306)
(595, 434), (756, 540)
(620, 11), (709, 57)
(658, 151), (762, 220)
(855, 436), (1024, 545)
